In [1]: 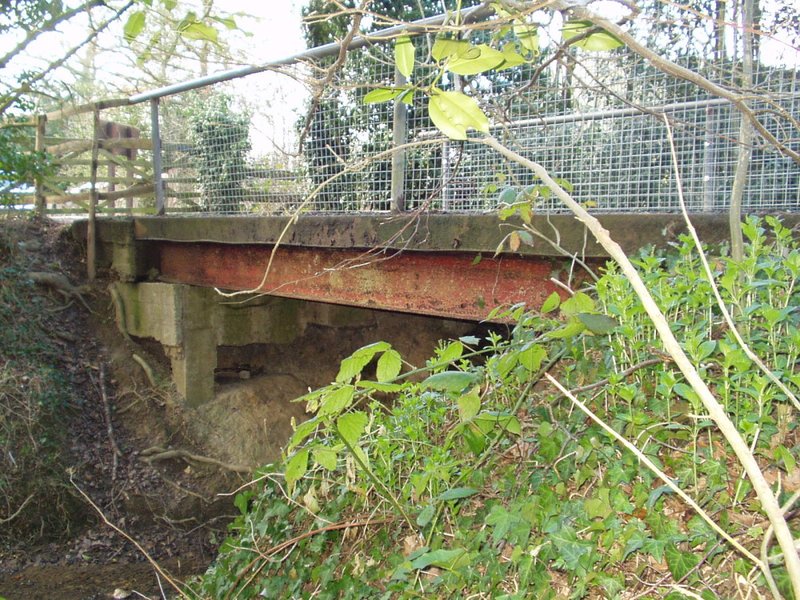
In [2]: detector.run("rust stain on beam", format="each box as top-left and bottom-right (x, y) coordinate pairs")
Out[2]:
(155, 242), (586, 321)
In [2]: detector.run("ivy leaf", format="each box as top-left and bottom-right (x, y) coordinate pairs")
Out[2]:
(422, 370), (479, 393)
(123, 11), (147, 42)
(665, 544), (700, 580)
(337, 411), (369, 446)
(312, 445), (338, 470)
(410, 548), (469, 570)
(285, 448), (309, 495)
(428, 91), (489, 141)
(377, 349), (402, 382)
(395, 35), (415, 78)
(445, 43), (505, 75)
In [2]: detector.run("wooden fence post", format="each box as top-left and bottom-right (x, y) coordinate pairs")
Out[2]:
(34, 114), (47, 216)
(88, 105), (100, 281)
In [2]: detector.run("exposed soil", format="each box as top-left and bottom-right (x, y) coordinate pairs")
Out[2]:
(0, 217), (233, 600)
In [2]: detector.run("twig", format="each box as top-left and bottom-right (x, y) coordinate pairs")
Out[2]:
(140, 446), (251, 474)
(662, 114), (800, 414)
(99, 364), (121, 480)
(226, 517), (393, 599)
(132, 353), (157, 387)
(547, 374), (761, 565)
(0, 493), (34, 524)
(109, 284), (132, 343)
(480, 135), (800, 597)
(69, 475), (191, 598)
(570, 357), (668, 394)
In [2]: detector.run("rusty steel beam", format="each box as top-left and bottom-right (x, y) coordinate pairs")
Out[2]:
(154, 242), (590, 321)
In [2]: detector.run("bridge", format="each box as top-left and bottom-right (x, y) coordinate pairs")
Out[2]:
(77, 211), (759, 407)
(12, 8), (800, 406)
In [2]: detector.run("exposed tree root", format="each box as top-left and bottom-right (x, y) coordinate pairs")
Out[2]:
(140, 446), (251, 474)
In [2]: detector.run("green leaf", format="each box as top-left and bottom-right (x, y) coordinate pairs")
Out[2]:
(665, 544), (699, 580)
(541, 291), (561, 313)
(457, 387), (481, 421)
(474, 412), (521, 435)
(288, 416), (319, 450)
(312, 445), (338, 470)
(546, 317), (586, 339)
(428, 91), (489, 141)
(774, 445), (797, 473)
(445, 43), (505, 75)
(363, 87), (409, 104)
(356, 380), (403, 393)
(337, 411), (369, 446)
(513, 21), (539, 54)
(410, 548), (469, 570)
(439, 340), (464, 364)
(417, 504), (435, 527)
(161, 0), (177, 9)
(212, 15), (237, 30)
(562, 20), (624, 51)
(123, 11), (147, 42)
(518, 343), (547, 372)
(577, 312), (618, 335)
(180, 21), (219, 43)
(285, 448), (309, 495)
(432, 37), (469, 61)
(561, 291), (595, 317)
(436, 487), (479, 502)
(318, 385), (355, 418)
(377, 349), (402, 382)
(422, 370), (479, 393)
(337, 342), (390, 382)
(395, 35), (415, 78)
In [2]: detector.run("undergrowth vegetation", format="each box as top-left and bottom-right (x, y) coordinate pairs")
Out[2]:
(0, 227), (81, 544)
(198, 217), (800, 599)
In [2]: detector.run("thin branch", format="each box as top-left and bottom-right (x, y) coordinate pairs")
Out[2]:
(0, 0), (105, 69)
(0, 1), (135, 115)
(70, 475), (192, 598)
(548, 374), (762, 566)
(480, 134), (800, 597)
(662, 114), (800, 414)
(572, 6), (800, 165)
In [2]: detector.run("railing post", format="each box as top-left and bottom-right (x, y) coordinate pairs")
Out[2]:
(34, 114), (46, 216)
(390, 67), (407, 212)
(150, 98), (165, 215)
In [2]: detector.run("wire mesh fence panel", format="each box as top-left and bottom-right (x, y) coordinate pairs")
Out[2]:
(148, 14), (799, 216)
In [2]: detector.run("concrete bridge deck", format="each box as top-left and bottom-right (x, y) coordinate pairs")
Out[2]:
(78, 212), (780, 406)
